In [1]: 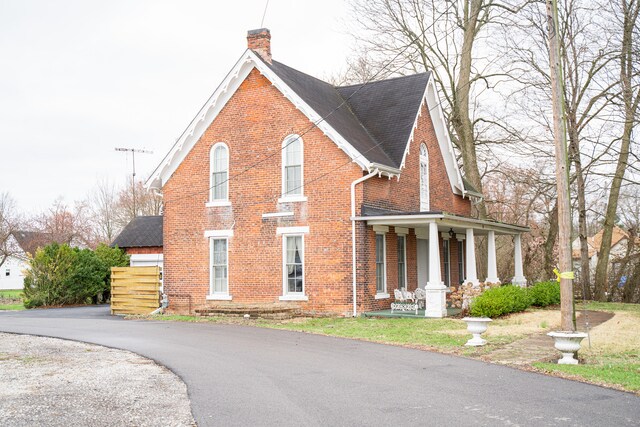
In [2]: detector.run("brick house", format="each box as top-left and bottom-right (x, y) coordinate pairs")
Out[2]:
(147, 29), (528, 317)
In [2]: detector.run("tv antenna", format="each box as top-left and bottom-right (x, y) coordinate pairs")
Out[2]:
(115, 147), (153, 217)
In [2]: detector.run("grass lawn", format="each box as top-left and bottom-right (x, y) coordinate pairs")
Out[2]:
(0, 289), (24, 310)
(149, 301), (640, 394)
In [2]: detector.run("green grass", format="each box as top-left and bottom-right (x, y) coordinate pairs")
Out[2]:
(534, 354), (640, 392)
(259, 317), (470, 347)
(0, 304), (24, 311)
(581, 301), (640, 316)
(0, 290), (22, 299)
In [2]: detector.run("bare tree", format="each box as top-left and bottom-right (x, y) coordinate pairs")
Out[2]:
(88, 178), (120, 244)
(593, 0), (640, 299)
(33, 198), (93, 248)
(348, 0), (533, 218)
(0, 192), (22, 268)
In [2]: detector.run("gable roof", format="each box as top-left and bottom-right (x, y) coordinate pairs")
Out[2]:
(111, 216), (163, 249)
(571, 226), (632, 259)
(12, 231), (56, 256)
(147, 50), (468, 197)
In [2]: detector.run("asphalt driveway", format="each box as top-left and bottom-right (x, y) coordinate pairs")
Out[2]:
(1, 306), (638, 426)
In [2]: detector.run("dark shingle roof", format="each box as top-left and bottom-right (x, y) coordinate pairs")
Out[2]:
(12, 231), (56, 255)
(265, 60), (430, 169)
(111, 216), (163, 248)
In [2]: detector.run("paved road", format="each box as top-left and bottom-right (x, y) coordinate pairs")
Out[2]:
(1, 306), (638, 426)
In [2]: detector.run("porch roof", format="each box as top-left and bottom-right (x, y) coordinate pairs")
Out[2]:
(353, 208), (529, 236)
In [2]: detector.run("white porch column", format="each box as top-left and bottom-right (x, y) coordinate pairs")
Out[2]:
(425, 222), (447, 318)
(486, 230), (500, 284)
(465, 228), (480, 287)
(512, 233), (527, 287)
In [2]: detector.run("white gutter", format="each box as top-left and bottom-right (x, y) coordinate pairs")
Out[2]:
(351, 168), (379, 317)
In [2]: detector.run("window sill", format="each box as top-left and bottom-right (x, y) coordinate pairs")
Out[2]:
(277, 195), (307, 204)
(279, 294), (309, 301)
(375, 293), (390, 300)
(205, 200), (231, 208)
(206, 294), (233, 301)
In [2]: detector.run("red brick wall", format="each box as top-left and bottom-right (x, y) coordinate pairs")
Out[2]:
(125, 247), (163, 255)
(163, 69), (364, 315)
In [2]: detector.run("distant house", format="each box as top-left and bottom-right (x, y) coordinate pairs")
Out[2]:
(0, 231), (56, 290)
(111, 216), (163, 268)
(572, 226), (638, 277)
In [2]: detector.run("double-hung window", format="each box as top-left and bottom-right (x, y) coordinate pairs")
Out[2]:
(420, 143), (429, 211)
(210, 143), (229, 203)
(443, 239), (451, 287)
(210, 238), (228, 295)
(397, 235), (406, 290)
(375, 233), (386, 294)
(458, 241), (465, 284)
(284, 235), (304, 295)
(282, 135), (303, 198)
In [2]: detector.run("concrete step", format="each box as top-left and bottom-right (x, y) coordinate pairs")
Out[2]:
(195, 302), (301, 320)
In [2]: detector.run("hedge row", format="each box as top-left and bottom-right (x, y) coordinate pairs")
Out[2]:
(469, 281), (561, 318)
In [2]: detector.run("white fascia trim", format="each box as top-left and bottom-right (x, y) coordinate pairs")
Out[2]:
(356, 213), (529, 234)
(276, 226), (309, 235)
(262, 211), (294, 218)
(129, 254), (164, 262)
(206, 294), (233, 301)
(204, 229), (234, 238)
(279, 294), (309, 301)
(396, 77), (466, 197)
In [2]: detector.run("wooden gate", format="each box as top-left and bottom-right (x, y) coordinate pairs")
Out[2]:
(110, 266), (161, 315)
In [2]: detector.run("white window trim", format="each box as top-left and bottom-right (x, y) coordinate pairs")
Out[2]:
(375, 232), (387, 296)
(398, 234), (407, 290)
(262, 211), (294, 219)
(280, 234), (307, 300)
(281, 134), (304, 200)
(204, 229), (234, 238)
(209, 142), (229, 203)
(276, 226), (309, 235)
(420, 143), (430, 211)
(208, 237), (231, 299)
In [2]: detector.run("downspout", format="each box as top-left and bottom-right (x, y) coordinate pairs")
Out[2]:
(351, 168), (379, 317)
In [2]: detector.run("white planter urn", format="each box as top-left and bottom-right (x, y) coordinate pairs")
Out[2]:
(547, 331), (588, 365)
(462, 317), (492, 346)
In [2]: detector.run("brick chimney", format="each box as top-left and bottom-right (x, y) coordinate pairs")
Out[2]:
(247, 28), (271, 64)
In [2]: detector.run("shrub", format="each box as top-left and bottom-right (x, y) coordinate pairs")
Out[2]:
(469, 285), (532, 318)
(22, 243), (129, 308)
(528, 281), (561, 307)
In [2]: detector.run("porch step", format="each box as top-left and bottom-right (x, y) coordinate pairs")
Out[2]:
(195, 302), (301, 320)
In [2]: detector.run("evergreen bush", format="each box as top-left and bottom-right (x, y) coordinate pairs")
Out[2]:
(469, 285), (532, 318)
(528, 281), (561, 307)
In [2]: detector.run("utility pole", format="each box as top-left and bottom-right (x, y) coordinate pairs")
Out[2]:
(546, 0), (575, 332)
(115, 147), (153, 218)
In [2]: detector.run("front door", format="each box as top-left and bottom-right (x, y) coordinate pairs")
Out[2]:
(417, 238), (429, 289)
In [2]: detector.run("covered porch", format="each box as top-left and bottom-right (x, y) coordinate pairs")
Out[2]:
(356, 211), (529, 318)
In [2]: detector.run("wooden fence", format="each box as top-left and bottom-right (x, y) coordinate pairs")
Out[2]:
(110, 266), (161, 315)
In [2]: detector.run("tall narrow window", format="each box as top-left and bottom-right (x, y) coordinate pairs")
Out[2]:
(210, 238), (228, 294)
(458, 241), (465, 284)
(284, 235), (304, 294)
(376, 233), (386, 294)
(420, 143), (429, 211)
(210, 143), (229, 201)
(443, 239), (450, 287)
(397, 235), (406, 290)
(282, 135), (303, 196)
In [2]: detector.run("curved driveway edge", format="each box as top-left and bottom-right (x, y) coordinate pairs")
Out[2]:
(1, 306), (639, 427)
(0, 332), (194, 426)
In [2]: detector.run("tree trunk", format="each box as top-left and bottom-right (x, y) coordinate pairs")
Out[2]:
(451, 0), (487, 219)
(594, 0), (638, 300)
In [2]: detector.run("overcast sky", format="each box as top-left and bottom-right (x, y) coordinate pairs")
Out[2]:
(0, 0), (352, 213)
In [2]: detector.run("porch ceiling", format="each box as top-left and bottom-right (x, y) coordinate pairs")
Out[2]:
(353, 212), (529, 236)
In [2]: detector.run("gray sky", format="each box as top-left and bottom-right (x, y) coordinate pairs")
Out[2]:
(0, 0), (352, 213)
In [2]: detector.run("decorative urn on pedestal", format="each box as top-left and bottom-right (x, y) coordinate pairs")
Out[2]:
(547, 331), (588, 364)
(462, 317), (492, 346)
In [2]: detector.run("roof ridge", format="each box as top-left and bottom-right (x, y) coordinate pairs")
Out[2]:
(336, 72), (430, 89)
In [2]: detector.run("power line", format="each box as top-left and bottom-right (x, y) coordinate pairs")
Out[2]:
(162, 2), (462, 207)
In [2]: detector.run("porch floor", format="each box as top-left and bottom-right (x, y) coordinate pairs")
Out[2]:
(363, 308), (461, 318)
